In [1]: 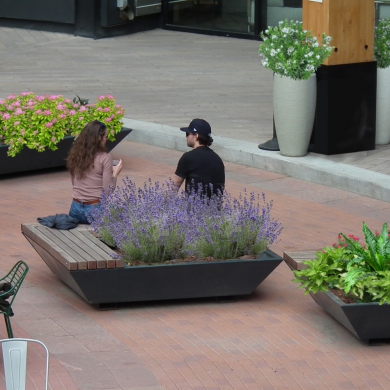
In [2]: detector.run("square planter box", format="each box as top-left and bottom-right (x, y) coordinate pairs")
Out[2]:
(22, 223), (283, 307)
(0, 127), (131, 175)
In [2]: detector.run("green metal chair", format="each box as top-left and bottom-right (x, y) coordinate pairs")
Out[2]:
(0, 261), (29, 338)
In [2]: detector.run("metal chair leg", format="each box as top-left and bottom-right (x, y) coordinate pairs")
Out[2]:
(3, 314), (13, 338)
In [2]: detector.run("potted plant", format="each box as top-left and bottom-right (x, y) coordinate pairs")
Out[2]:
(22, 180), (283, 305)
(292, 222), (390, 344)
(259, 20), (333, 157)
(375, 18), (390, 145)
(0, 92), (129, 175)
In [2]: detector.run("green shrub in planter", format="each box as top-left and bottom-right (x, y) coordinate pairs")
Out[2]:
(0, 92), (125, 156)
(293, 222), (390, 304)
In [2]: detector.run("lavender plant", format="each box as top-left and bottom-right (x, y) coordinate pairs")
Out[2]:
(89, 179), (282, 265)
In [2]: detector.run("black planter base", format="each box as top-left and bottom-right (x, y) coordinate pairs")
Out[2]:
(310, 291), (390, 344)
(312, 62), (377, 155)
(24, 230), (282, 306)
(0, 128), (131, 175)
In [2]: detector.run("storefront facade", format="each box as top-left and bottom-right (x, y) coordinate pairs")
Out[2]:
(0, 0), (303, 40)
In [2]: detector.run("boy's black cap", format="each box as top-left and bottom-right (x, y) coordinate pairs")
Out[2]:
(180, 118), (211, 137)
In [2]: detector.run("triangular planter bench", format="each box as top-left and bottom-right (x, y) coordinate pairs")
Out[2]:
(22, 223), (283, 308)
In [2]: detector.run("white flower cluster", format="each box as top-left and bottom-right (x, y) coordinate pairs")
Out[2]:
(258, 19), (333, 80)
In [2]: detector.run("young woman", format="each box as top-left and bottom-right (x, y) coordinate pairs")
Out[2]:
(66, 120), (123, 224)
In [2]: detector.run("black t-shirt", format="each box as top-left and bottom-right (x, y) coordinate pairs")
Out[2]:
(175, 146), (225, 198)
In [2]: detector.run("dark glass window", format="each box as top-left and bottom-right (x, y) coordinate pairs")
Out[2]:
(166, 0), (255, 34)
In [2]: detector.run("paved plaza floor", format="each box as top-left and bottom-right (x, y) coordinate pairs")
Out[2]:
(0, 26), (390, 389)
(0, 141), (390, 389)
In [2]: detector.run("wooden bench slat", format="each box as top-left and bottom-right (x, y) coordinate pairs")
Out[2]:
(58, 230), (106, 269)
(21, 224), (79, 271)
(283, 250), (319, 271)
(34, 225), (89, 270)
(67, 229), (113, 269)
(23, 223), (125, 270)
(78, 229), (124, 268)
(44, 228), (99, 270)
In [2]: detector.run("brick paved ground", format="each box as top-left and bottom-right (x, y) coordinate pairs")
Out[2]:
(0, 140), (389, 389)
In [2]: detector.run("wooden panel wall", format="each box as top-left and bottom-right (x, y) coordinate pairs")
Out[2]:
(303, 0), (375, 65)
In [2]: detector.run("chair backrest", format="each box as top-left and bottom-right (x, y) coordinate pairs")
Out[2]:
(0, 338), (49, 390)
(0, 261), (29, 307)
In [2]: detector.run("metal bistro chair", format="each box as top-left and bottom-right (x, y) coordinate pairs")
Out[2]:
(0, 261), (29, 338)
(0, 338), (49, 390)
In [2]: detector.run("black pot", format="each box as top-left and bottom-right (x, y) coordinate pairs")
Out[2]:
(310, 290), (390, 344)
(0, 127), (132, 175)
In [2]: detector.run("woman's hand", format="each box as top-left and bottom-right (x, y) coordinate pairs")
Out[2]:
(112, 159), (123, 177)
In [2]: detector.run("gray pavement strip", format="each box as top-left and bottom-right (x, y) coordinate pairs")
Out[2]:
(123, 118), (390, 203)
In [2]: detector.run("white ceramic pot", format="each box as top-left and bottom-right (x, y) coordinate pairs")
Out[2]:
(376, 67), (390, 145)
(273, 74), (316, 157)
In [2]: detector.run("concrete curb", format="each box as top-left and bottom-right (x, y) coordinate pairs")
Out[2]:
(123, 118), (390, 203)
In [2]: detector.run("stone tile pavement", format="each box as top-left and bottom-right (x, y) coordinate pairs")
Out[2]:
(0, 140), (389, 389)
(0, 25), (389, 175)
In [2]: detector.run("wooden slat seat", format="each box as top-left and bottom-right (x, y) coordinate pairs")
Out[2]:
(21, 223), (124, 271)
(283, 250), (320, 271)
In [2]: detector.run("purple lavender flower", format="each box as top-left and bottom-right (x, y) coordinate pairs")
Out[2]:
(89, 178), (282, 264)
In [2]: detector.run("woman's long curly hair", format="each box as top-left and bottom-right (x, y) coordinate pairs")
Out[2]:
(67, 120), (107, 179)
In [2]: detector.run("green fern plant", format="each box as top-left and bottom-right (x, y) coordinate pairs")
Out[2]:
(293, 222), (390, 305)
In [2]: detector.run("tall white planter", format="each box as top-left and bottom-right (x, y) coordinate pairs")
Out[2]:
(273, 74), (316, 157)
(376, 67), (390, 145)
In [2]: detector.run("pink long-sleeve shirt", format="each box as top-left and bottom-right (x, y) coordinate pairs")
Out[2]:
(71, 153), (117, 201)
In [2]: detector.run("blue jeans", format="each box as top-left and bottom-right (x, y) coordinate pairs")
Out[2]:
(69, 200), (100, 224)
